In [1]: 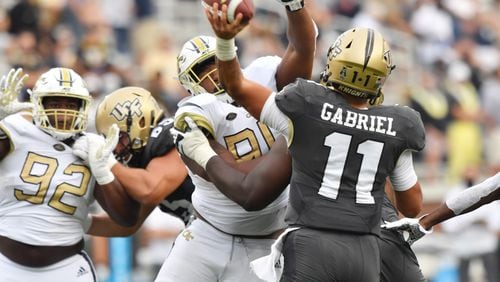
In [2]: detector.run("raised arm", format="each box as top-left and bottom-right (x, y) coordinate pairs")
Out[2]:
(205, 3), (315, 119)
(275, 2), (317, 90)
(172, 117), (291, 211)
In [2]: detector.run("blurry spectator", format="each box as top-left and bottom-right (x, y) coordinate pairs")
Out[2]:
(409, 0), (454, 65)
(331, 0), (361, 18)
(101, 0), (135, 55)
(408, 69), (452, 182)
(444, 60), (485, 183)
(147, 70), (183, 117)
(7, 0), (39, 35)
(481, 67), (500, 174)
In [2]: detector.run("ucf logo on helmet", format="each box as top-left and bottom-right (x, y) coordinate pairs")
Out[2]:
(110, 98), (143, 121)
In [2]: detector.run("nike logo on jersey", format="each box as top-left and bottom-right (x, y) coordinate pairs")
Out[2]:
(320, 102), (396, 136)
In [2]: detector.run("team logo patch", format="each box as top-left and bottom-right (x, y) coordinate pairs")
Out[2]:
(182, 230), (194, 241)
(53, 144), (65, 151)
(226, 112), (237, 120)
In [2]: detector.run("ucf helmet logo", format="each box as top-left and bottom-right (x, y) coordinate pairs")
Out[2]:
(110, 98), (143, 121)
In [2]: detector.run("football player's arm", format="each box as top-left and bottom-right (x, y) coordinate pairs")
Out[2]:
(205, 136), (291, 211)
(87, 204), (156, 237)
(111, 150), (188, 206)
(0, 128), (10, 160)
(93, 179), (140, 227)
(205, 3), (273, 119)
(420, 173), (500, 230)
(275, 5), (317, 90)
(389, 150), (423, 218)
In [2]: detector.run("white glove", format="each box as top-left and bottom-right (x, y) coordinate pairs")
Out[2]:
(0, 68), (33, 120)
(170, 116), (217, 169)
(275, 0), (304, 12)
(88, 124), (119, 185)
(73, 134), (90, 165)
(381, 216), (433, 245)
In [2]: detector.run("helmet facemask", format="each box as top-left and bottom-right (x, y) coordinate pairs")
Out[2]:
(31, 68), (91, 141)
(177, 36), (233, 103)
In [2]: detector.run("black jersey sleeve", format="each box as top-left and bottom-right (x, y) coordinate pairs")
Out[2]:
(144, 117), (176, 159)
(401, 107), (426, 152)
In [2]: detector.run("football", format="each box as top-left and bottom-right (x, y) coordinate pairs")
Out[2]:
(202, 0), (254, 23)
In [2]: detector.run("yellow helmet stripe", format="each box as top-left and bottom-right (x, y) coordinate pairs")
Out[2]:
(59, 68), (73, 87)
(190, 37), (210, 53)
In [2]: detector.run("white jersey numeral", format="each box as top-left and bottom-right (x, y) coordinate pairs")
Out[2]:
(318, 132), (384, 204)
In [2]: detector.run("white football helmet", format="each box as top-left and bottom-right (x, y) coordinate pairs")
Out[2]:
(177, 35), (233, 103)
(30, 67), (91, 141)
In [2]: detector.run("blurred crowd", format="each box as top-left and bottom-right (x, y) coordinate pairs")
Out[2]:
(1, 0), (499, 281)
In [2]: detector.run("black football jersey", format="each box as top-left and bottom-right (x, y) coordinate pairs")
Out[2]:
(130, 117), (195, 225)
(276, 79), (425, 235)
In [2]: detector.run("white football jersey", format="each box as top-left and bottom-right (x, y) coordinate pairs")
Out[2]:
(175, 56), (288, 236)
(0, 113), (95, 246)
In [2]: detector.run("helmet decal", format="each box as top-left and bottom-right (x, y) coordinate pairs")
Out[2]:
(110, 98), (143, 122)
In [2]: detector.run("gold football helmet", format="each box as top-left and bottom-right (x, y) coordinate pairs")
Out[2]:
(30, 67), (91, 141)
(95, 86), (163, 162)
(177, 35), (233, 103)
(319, 27), (395, 105)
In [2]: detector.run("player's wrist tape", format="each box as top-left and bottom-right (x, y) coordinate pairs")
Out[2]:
(282, 0), (304, 12)
(418, 214), (433, 234)
(94, 169), (115, 185)
(216, 37), (237, 61)
(107, 155), (118, 169)
(194, 147), (217, 170)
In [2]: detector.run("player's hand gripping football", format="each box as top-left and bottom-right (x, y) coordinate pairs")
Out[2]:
(0, 68), (33, 120)
(170, 116), (217, 169)
(204, 2), (249, 40)
(275, 0), (305, 12)
(381, 216), (433, 245)
(73, 124), (119, 185)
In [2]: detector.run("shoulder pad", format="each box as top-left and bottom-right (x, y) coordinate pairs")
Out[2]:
(393, 105), (426, 151)
(177, 93), (218, 108)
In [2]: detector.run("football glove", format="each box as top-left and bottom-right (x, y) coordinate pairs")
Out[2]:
(275, 0), (304, 12)
(73, 134), (90, 165)
(170, 116), (217, 169)
(80, 125), (119, 185)
(0, 68), (32, 120)
(381, 216), (433, 245)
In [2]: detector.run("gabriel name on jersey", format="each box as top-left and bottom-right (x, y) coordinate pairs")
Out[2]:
(320, 103), (396, 136)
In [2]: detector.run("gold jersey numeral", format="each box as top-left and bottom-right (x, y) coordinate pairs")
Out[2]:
(15, 152), (91, 215)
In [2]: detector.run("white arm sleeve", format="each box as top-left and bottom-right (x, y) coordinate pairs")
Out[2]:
(446, 173), (500, 215)
(260, 92), (291, 140)
(389, 150), (418, 191)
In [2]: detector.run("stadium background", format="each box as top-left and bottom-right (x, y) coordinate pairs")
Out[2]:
(0, 0), (499, 281)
